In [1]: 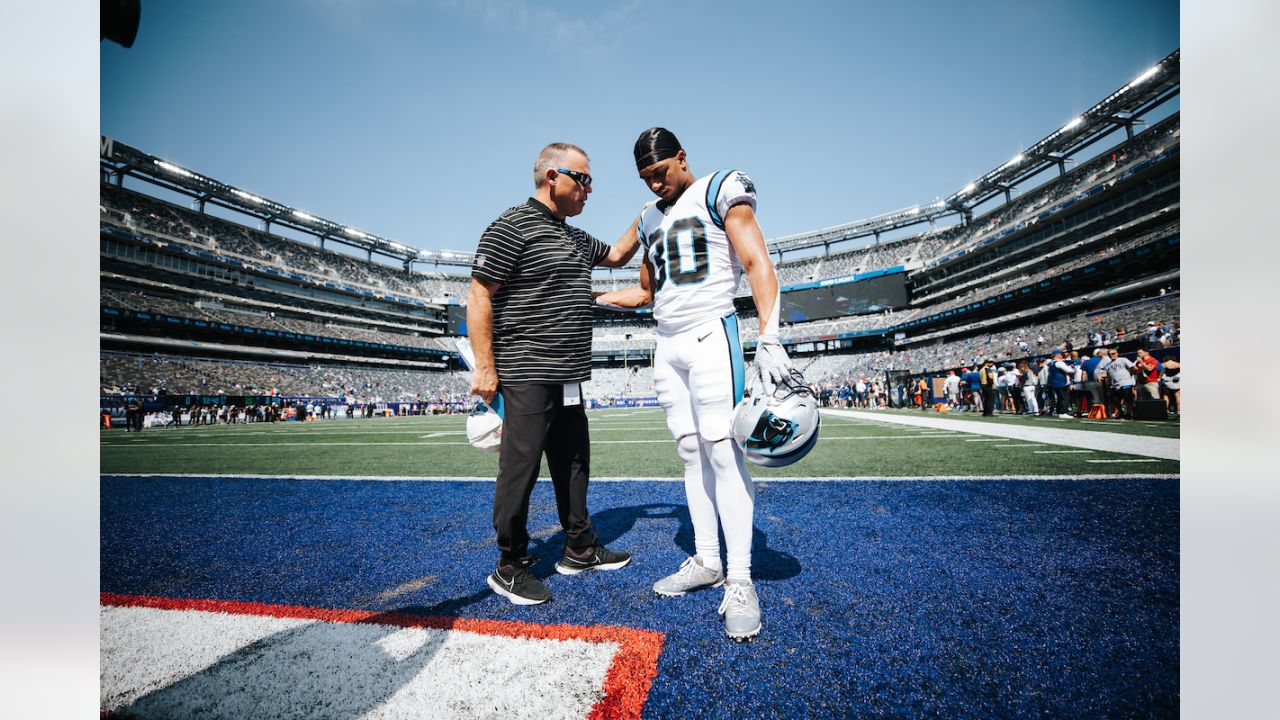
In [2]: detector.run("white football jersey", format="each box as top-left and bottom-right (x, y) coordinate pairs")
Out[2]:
(639, 170), (757, 334)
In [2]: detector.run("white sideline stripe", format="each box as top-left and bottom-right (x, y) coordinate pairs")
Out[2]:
(102, 473), (1180, 483)
(100, 605), (616, 719)
(112, 422), (670, 435)
(1035, 450), (1095, 454)
(1086, 458), (1162, 463)
(101, 435), (981, 449)
(993, 444), (1043, 448)
(822, 409), (1179, 460)
(964, 439), (1005, 442)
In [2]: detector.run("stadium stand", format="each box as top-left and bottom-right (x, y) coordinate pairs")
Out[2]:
(102, 83), (1178, 417)
(101, 350), (471, 403)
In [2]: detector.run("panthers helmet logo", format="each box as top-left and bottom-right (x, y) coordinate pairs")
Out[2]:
(744, 411), (797, 451)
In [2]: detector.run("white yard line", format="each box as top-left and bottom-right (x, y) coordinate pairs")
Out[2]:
(102, 434), (960, 449)
(101, 473), (1180, 483)
(822, 409), (1178, 460)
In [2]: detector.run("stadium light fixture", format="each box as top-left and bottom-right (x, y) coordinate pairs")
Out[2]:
(1131, 64), (1161, 86)
(1063, 117), (1084, 131)
(1004, 153), (1025, 169)
(293, 210), (318, 222)
(961, 182), (976, 195)
(344, 227), (369, 239)
(231, 189), (264, 204)
(154, 160), (193, 179)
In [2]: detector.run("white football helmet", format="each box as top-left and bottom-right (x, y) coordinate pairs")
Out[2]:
(731, 369), (820, 467)
(465, 397), (504, 453)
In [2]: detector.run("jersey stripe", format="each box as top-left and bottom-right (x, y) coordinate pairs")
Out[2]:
(722, 314), (745, 404)
(705, 169), (731, 229)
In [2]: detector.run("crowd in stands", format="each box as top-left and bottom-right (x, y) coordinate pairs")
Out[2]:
(772, 231), (951, 286)
(585, 366), (656, 401)
(922, 119), (1180, 266)
(101, 118), (1180, 430)
(101, 185), (471, 303)
(887, 294), (1180, 375)
(589, 308), (924, 353)
(588, 295), (1180, 406)
(931, 345), (1181, 419)
(101, 351), (470, 404)
(102, 116), (1178, 336)
(915, 220), (1178, 315)
(766, 118), (1178, 291)
(102, 287), (453, 352)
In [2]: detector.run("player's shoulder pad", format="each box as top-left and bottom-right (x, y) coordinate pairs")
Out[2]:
(706, 169), (757, 230)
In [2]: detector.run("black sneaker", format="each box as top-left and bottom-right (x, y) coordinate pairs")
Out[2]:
(487, 557), (550, 605)
(555, 543), (631, 575)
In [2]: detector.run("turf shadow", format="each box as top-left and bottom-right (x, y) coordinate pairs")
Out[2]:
(391, 587), (494, 619)
(105, 608), (453, 719)
(528, 502), (802, 582)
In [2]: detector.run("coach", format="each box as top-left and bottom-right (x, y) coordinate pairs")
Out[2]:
(468, 142), (641, 606)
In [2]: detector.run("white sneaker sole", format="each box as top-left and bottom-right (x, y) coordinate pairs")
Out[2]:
(487, 575), (549, 605)
(726, 621), (761, 642)
(554, 557), (631, 575)
(653, 577), (725, 597)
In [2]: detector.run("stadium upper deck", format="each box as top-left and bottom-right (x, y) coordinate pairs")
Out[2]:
(100, 51), (1178, 389)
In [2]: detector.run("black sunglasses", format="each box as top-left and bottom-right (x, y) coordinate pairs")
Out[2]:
(555, 167), (592, 187)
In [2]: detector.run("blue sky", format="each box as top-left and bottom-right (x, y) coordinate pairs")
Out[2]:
(101, 0), (1178, 259)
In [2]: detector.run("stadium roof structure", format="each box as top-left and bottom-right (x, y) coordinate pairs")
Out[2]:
(99, 138), (475, 269)
(769, 48), (1180, 255)
(101, 48), (1178, 271)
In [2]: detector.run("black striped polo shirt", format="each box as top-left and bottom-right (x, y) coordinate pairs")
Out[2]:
(472, 198), (610, 385)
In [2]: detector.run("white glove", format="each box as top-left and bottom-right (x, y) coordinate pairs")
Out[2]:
(749, 341), (792, 397)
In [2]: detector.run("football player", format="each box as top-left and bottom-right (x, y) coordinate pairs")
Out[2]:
(595, 128), (791, 641)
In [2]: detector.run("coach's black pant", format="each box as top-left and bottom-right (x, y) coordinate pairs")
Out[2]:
(493, 383), (597, 566)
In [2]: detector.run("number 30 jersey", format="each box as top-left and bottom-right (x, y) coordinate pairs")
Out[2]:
(639, 170), (757, 334)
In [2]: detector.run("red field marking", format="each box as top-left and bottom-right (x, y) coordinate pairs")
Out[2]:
(101, 593), (665, 720)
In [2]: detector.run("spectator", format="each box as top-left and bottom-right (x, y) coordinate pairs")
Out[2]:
(979, 360), (996, 417)
(965, 366), (982, 414)
(1134, 348), (1161, 402)
(1104, 349), (1137, 419)
(1082, 349), (1106, 412)
(1018, 360), (1039, 415)
(1046, 352), (1074, 418)
(943, 370), (960, 410)
(1160, 359), (1181, 416)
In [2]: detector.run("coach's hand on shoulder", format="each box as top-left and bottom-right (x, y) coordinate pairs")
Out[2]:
(750, 341), (792, 396)
(470, 366), (498, 406)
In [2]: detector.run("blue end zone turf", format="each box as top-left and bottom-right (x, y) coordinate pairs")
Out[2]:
(101, 475), (1177, 718)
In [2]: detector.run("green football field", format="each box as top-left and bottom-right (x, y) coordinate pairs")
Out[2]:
(100, 407), (1179, 477)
